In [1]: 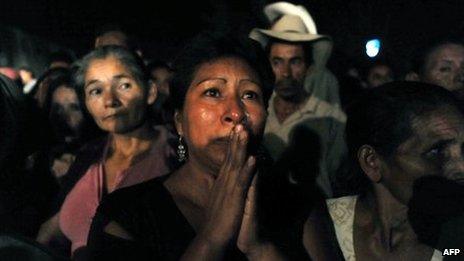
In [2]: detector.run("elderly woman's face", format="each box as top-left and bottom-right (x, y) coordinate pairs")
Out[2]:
(382, 107), (464, 203)
(422, 43), (464, 91)
(84, 56), (155, 134)
(176, 57), (267, 172)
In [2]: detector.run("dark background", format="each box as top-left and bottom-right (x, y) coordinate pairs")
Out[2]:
(2, 0), (464, 75)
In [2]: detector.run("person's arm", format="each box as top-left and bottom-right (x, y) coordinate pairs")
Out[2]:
(36, 213), (66, 245)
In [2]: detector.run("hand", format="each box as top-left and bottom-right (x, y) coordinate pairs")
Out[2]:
(199, 124), (256, 248)
(237, 175), (260, 255)
(237, 176), (285, 261)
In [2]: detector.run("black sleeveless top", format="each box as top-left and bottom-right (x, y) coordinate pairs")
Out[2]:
(87, 176), (247, 261)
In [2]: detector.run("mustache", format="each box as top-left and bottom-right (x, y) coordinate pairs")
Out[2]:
(275, 78), (303, 89)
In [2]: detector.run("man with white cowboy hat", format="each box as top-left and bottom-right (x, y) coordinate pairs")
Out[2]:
(250, 2), (347, 198)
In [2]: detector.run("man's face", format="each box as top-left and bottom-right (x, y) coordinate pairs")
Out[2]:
(422, 43), (464, 91)
(382, 107), (464, 204)
(269, 43), (308, 100)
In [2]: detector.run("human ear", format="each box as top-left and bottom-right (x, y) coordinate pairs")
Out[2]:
(146, 81), (158, 105)
(174, 110), (183, 136)
(358, 145), (382, 183)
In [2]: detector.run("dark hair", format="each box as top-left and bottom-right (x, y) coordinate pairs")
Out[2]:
(94, 23), (140, 51)
(170, 32), (274, 111)
(18, 66), (35, 77)
(363, 59), (394, 80)
(146, 60), (172, 73)
(48, 51), (74, 66)
(410, 39), (464, 76)
(343, 81), (462, 194)
(73, 45), (149, 110)
(30, 67), (70, 99)
(43, 69), (73, 116)
(265, 38), (313, 66)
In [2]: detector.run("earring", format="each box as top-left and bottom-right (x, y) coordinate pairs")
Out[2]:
(177, 136), (187, 162)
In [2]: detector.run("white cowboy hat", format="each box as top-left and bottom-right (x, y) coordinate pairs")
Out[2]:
(264, 2), (318, 35)
(249, 14), (329, 48)
(249, 4), (333, 67)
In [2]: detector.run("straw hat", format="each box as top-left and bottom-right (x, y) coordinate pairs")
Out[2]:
(249, 14), (329, 48)
(264, 2), (318, 36)
(249, 2), (333, 67)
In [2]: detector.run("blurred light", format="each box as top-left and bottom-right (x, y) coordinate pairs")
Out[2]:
(366, 39), (381, 58)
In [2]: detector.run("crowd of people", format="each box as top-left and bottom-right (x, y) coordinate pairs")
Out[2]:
(0, 2), (463, 261)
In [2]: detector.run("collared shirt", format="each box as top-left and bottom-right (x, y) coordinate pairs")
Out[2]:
(263, 93), (347, 197)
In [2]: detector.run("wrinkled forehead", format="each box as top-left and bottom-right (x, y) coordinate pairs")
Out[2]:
(411, 107), (464, 141)
(269, 42), (306, 58)
(427, 43), (464, 63)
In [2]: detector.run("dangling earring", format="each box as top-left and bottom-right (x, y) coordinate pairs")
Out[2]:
(177, 136), (187, 162)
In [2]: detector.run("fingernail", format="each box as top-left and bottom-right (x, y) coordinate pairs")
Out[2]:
(235, 124), (243, 132)
(247, 156), (255, 167)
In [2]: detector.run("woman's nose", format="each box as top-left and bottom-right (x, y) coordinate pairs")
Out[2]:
(222, 97), (247, 125)
(103, 89), (121, 108)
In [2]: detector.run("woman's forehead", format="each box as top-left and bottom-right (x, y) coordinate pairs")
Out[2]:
(85, 57), (133, 82)
(190, 57), (260, 85)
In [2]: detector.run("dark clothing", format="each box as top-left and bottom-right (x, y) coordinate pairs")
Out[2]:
(0, 168), (57, 238)
(87, 177), (247, 261)
(51, 137), (107, 215)
(408, 176), (464, 253)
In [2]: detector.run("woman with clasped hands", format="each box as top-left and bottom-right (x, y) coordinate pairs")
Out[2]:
(87, 33), (292, 260)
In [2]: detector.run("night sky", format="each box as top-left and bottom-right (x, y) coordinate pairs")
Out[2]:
(2, 0), (464, 74)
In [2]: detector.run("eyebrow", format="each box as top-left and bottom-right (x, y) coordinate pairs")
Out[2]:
(425, 138), (454, 152)
(438, 59), (454, 64)
(84, 79), (99, 89)
(84, 73), (132, 89)
(195, 77), (261, 87)
(113, 74), (131, 80)
(195, 77), (226, 86)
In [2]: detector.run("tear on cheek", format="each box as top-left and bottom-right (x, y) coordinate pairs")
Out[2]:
(199, 110), (215, 121)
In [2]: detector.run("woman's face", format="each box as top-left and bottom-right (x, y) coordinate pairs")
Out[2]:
(381, 107), (464, 203)
(84, 56), (156, 134)
(50, 85), (83, 134)
(422, 43), (464, 91)
(176, 57), (267, 173)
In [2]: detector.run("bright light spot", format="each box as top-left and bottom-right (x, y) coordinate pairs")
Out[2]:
(366, 39), (381, 58)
